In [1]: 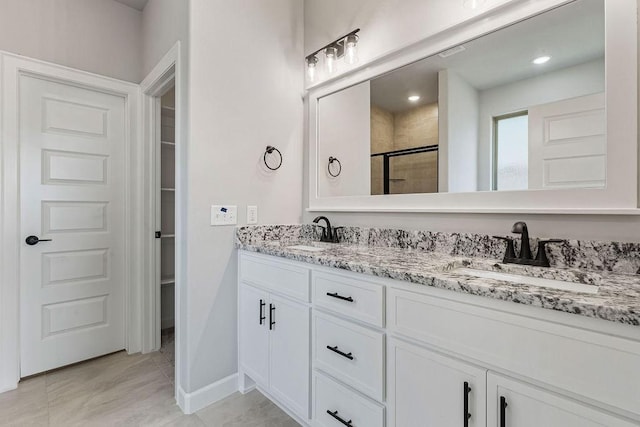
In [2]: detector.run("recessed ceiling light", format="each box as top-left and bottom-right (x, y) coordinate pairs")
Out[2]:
(408, 95), (421, 102)
(463, 0), (486, 9)
(532, 56), (551, 65)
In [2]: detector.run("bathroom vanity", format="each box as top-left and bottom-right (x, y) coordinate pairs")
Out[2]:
(236, 226), (640, 427)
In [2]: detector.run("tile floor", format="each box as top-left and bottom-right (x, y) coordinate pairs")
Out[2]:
(0, 331), (299, 426)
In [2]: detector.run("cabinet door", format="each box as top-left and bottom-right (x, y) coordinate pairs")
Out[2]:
(239, 284), (270, 387)
(487, 372), (637, 427)
(388, 338), (487, 427)
(269, 294), (311, 421)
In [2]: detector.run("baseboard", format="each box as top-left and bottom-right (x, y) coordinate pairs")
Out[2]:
(177, 373), (238, 414)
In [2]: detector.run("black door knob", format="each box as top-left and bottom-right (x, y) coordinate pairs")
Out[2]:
(25, 235), (52, 246)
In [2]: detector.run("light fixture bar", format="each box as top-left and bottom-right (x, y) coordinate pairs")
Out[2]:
(305, 29), (361, 62)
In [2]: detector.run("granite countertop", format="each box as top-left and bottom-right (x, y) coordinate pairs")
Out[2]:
(237, 239), (640, 327)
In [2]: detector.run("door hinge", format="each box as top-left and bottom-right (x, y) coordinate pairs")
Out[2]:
(155, 231), (162, 238)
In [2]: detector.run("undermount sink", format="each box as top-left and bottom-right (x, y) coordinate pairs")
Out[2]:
(454, 267), (599, 294)
(286, 245), (327, 252)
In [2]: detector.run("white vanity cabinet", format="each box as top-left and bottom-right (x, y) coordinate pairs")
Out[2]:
(238, 253), (311, 422)
(486, 373), (638, 427)
(387, 337), (487, 427)
(237, 251), (640, 427)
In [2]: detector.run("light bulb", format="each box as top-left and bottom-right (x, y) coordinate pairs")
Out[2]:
(306, 56), (318, 82)
(344, 34), (359, 65)
(325, 46), (338, 75)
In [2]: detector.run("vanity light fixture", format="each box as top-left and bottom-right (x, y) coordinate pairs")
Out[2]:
(532, 55), (551, 65)
(305, 29), (361, 81)
(325, 45), (338, 75)
(463, 0), (487, 9)
(408, 95), (421, 102)
(344, 34), (359, 65)
(306, 55), (318, 82)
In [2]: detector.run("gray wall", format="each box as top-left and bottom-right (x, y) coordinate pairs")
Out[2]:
(141, 0), (189, 78)
(0, 0), (143, 82)
(303, 0), (640, 243)
(186, 0), (304, 392)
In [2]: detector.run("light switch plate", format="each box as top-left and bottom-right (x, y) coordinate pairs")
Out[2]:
(211, 205), (237, 226)
(247, 206), (258, 224)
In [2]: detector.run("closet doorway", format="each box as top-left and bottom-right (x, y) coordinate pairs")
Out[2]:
(156, 86), (176, 364)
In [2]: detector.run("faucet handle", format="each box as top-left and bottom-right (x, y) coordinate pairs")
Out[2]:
(332, 227), (344, 243)
(492, 236), (516, 261)
(535, 239), (565, 267)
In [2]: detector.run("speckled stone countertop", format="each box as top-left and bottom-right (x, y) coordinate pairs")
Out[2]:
(236, 225), (640, 326)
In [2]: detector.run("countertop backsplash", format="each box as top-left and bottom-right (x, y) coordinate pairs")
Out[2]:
(236, 224), (640, 275)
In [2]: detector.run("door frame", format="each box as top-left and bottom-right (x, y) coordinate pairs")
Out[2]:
(139, 43), (183, 398)
(0, 52), (143, 392)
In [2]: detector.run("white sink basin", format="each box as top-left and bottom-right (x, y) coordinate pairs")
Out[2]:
(454, 268), (599, 294)
(286, 245), (326, 252)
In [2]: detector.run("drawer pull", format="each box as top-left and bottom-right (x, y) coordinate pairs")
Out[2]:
(464, 381), (471, 427)
(269, 304), (276, 330)
(326, 292), (354, 303)
(500, 396), (508, 427)
(326, 410), (353, 426)
(326, 345), (354, 360)
(259, 299), (266, 325)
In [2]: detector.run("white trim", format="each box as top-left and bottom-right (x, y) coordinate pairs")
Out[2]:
(307, 0), (638, 214)
(0, 51), (142, 391)
(177, 373), (239, 414)
(139, 42), (185, 407)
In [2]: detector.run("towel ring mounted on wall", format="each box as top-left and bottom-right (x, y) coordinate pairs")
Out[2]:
(328, 156), (342, 177)
(263, 146), (283, 171)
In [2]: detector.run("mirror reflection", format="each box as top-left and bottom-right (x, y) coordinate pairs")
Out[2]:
(317, 0), (605, 197)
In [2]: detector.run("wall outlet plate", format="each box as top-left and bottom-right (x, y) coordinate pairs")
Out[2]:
(211, 205), (237, 226)
(247, 206), (258, 224)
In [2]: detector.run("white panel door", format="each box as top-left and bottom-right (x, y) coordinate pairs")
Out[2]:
(528, 93), (605, 189)
(239, 284), (270, 387)
(269, 294), (310, 421)
(487, 372), (637, 427)
(387, 337), (487, 427)
(20, 74), (127, 376)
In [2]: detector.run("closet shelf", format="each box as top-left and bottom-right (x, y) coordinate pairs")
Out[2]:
(161, 141), (175, 146)
(161, 188), (175, 192)
(161, 234), (175, 239)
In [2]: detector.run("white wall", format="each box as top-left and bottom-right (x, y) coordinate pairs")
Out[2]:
(318, 81), (371, 197)
(303, 0), (640, 243)
(187, 0), (303, 393)
(477, 58), (605, 190)
(0, 0), (143, 82)
(141, 0), (189, 78)
(439, 69), (480, 193)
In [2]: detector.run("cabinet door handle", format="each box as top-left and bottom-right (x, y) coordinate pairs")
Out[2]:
(464, 381), (471, 427)
(259, 299), (266, 325)
(326, 292), (354, 302)
(326, 345), (354, 360)
(500, 396), (508, 427)
(269, 303), (275, 330)
(326, 410), (353, 426)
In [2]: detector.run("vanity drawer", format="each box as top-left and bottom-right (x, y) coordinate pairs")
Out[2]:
(313, 311), (385, 401)
(313, 371), (384, 427)
(313, 271), (384, 327)
(239, 252), (310, 302)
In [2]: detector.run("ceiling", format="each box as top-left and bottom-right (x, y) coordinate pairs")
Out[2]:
(112, 0), (149, 11)
(370, 0), (604, 113)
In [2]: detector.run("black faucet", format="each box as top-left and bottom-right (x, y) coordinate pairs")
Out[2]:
(312, 216), (341, 243)
(494, 222), (564, 267)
